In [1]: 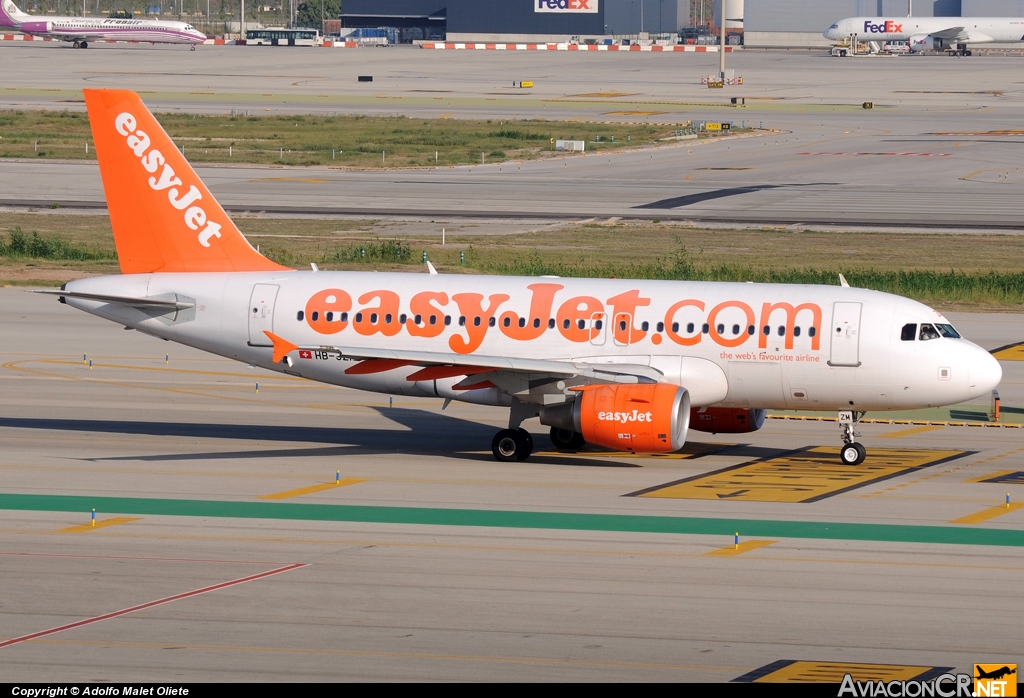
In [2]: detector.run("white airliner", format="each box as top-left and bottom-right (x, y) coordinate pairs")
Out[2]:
(0, 0), (206, 48)
(44, 89), (1002, 465)
(824, 16), (1024, 55)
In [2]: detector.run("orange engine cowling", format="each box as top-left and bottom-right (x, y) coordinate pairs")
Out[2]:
(689, 407), (766, 434)
(575, 383), (690, 452)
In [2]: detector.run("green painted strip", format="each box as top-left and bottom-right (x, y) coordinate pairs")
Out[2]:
(3, 493), (1023, 547)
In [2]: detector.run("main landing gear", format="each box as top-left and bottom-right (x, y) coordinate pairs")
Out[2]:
(950, 45), (972, 57)
(72, 40), (88, 48)
(839, 410), (867, 465)
(491, 428), (533, 462)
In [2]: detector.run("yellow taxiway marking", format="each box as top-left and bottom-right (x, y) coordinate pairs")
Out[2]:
(603, 110), (667, 116)
(992, 342), (1024, 361)
(634, 447), (965, 503)
(968, 470), (1024, 485)
(950, 501), (1024, 525)
(248, 177), (332, 183)
(58, 517), (141, 534)
(706, 540), (776, 557)
(878, 425), (945, 439)
(740, 660), (943, 683)
(258, 479), (366, 500)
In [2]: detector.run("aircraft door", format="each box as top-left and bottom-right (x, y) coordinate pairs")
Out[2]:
(829, 301), (862, 367)
(248, 283), (280, 346)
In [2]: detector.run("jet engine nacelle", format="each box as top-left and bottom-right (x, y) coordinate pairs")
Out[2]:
(689, 407), (766, 434)
(539, 383), (690, 452)
(909, 33), (945, 52)
(20, 21), (53, 33)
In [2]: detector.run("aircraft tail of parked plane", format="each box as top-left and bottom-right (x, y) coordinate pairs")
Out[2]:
(42, 89), (1003, 465)
(0, 0), (206, 47)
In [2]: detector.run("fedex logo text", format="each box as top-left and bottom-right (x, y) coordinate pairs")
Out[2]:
(536, 0), (598, 13)
(863, 20), (903, 33)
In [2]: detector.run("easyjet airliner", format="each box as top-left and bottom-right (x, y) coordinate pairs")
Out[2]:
(0, 0), (206, 48)
(44, 90), (1002, 465)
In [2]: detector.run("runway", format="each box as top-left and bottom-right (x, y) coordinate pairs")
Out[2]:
(2, 46), (1024, 227)
(1, 289), (1022, 681)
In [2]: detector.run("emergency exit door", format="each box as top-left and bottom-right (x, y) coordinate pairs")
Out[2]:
(248, 284), (280, 346)
(829, 301), (862, 367)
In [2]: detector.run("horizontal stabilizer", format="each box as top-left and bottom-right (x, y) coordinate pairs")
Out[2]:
(34, 289), (195, 309)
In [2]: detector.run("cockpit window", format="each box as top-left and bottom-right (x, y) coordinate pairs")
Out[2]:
(919, 324), (940, 341)
(829, 23), (839, 29)
(935, 323), (961, 338)
(901, 323), (917, 341)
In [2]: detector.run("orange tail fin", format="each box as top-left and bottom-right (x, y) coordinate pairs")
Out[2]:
(84, 89), (290, 274)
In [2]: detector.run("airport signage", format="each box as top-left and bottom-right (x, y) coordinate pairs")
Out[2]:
(863, 20), (903, 33)
(535, 0), (598, 13)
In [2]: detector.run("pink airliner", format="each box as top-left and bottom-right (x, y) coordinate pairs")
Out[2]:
(0, 0), (206, 48)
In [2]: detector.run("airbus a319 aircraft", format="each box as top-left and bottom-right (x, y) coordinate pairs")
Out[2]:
(0, 0), (206, 48)
(45, 90), (1002, 465)
(824, 15), (1024, 55)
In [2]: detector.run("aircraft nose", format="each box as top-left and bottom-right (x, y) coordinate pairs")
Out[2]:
(967, 346), (1002, 399)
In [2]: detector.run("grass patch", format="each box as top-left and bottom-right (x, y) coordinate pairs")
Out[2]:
(2, 216), (1022, 309)
(0, 227), (116, 261)
(0, 110), (708, 168)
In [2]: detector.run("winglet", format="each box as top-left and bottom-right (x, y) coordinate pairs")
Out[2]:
(838, 273), (850, 288)
(264, 331), (298, 363)
(427, 261), (438, 275)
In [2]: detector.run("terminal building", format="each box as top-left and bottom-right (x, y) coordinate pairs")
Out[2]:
(340, 1), (694, 43)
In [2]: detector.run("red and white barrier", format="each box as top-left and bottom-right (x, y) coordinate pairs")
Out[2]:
(421, 42), (735, 52)
(0, 33), (54, 41)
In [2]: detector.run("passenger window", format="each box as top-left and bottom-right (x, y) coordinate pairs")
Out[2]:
(657, 322), (665, 332)
(716, 323), (724, 334)
(778, 326), (785, 336)
(385, 314), (392, 324)
(732, 324), (740, 335)
(563, 319), (571, 330)
(594, 320), (603, 330)
(414, 314), (422, 325)
(748, 325), (755, 335)
(492, 317), (498, 327)
(444, 315), (451, 326)
(533, 318), (541, 328)
(297, 310), (304, 321)
(503, 317), (511, 327)
(577, 319), (586, 330)
(808, 326), (816, 337)
(429, 315), (436, 325)
(901, 323), (917, 341)
(672, 322), (680, 333)
(686, 322), (694, 333)
(641, 321), (649, 332)
(370, 313), (378, 324)
(518, 317), (526, 328)
(794, 326), (801, 337)
(919, 324), (940, 341)
(326, 312), (333, 322)
(936, 323), (961, 338)
(458, 316), (466, 326)
(763, 325), (770, 336)
(311, 311), (319, 322)
(341, 312), (348, 322)
(355, 312), (363, 323)
(619, 320), (627, 331)
(399, 314), (407, 324)
(547, 318), (555, 329)
(473, 316), (481, 327)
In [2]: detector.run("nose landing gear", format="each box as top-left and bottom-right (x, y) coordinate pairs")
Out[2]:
(839, 410), (867, 465)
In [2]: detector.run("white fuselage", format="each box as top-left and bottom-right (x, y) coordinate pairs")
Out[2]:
(824, 16), (1024, 45)
(1, 9), (206, 44)
(62, 271), (1002, 413)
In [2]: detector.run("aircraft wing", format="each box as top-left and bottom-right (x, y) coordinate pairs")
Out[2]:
(929, 26), (967, 41)
(263, 331), (664, 389)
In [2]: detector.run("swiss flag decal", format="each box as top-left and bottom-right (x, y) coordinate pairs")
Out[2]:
(299, 350), (312, 359)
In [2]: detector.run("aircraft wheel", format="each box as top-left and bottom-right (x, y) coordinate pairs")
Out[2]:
(72, 41), (80, 48)
(80, 41), (88, 48)
(492, 429), (532, 462)
(550, 427), (576, 450)
(965, 50), (972, 56)
(840, 442), (867, 465)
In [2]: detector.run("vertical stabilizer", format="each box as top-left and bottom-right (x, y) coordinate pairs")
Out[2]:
(0, 0), (30, 27)
(83, 89), (291, 274)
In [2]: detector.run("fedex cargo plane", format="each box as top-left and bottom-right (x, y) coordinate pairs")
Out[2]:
(0, 0), (206, 48)
(44, 90), (1002, 465)
(824, 16), (1024, 55)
